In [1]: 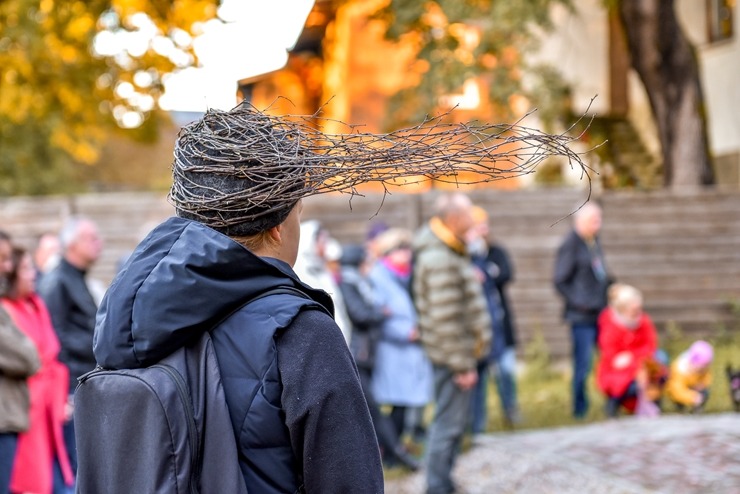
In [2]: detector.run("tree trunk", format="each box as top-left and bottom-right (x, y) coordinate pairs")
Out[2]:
(618, 0), (714, 188)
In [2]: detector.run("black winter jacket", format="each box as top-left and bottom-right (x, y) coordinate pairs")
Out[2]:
(93, 217), (384, 493)
(38, 258), (98, 390)
(481, 243), (518, 347)
(553, 229), (611, 325)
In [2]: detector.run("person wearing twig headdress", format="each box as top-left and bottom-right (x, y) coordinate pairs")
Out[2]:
(90, 106), (384, 492)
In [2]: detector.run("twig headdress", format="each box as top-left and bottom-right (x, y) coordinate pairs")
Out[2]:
(169, 102), (592, 236)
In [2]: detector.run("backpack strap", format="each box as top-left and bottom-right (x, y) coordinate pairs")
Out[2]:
(209, 286), (332, 334)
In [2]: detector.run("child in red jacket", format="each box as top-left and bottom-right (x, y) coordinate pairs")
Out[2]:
(597, 284), (666, 417)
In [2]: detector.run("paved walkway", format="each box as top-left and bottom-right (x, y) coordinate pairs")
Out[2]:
(385, 413), (740, 493)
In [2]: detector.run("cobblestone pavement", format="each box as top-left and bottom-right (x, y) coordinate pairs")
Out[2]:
(385, 413), (740, 494)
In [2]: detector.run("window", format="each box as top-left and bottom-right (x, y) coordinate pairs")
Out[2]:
(707, 0), (735, 43)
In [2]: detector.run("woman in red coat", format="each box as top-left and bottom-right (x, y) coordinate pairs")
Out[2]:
(2, 247), (73, 494)
(596, 283), (659, 417)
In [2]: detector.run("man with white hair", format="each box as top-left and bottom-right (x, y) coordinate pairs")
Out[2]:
(413, 192), (491, 494)
(554, 202), (612, 419)
(38, 216), (103, 477)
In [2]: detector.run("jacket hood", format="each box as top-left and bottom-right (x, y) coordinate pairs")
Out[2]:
(94, 216), (321, 369)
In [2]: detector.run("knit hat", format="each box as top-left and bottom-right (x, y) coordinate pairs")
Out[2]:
(687, 340), (713, 368)
(471, 205), (488, 224)
(340, 244), (366, 267)
(366, 221), (389, 242)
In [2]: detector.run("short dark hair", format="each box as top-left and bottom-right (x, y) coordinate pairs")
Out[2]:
(2, 246), (27, 299)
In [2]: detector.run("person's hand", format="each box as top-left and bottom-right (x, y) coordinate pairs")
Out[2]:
(486, 262), (500, 278)
(693, 392), (705, 406)
(454, 370), (478, 390)
(613, 351), (633, 369)
(64, 396), (74, 422)
(472, 266), (485, 283)
(408, 327), (420, 342)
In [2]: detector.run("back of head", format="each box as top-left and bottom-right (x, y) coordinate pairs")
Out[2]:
(433, 192), (473, 238)
(434, 192), (472, 221)
(59, 217), (101, 269)
(3, 246), (29, 299)
(608, 283), (643, 311)
(573, 202), (602, 238)
(59, 217), (84, 252)
(169, 104), (308, 237)
(0, 230), (11, 269)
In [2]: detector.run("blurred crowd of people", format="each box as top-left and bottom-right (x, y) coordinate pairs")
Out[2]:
(0, 193), (717, 494)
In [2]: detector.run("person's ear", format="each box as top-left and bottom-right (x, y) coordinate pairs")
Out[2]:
(267, 224), (282, 244)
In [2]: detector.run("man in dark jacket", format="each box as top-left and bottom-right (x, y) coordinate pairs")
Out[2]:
(92, 106), (384, 493)
(468, 206), (520, 430)
(554, 202), (612, 419)
(38, 217), (102, 476)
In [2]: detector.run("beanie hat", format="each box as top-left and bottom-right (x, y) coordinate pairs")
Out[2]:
(687, 340), (713, 368)
(339, 244), (366, 267)
(471, 205), (488, 224)
(366, 221), (389, 242)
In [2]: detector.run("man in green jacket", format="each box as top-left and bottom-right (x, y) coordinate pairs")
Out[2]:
(413, 192), (492, 494)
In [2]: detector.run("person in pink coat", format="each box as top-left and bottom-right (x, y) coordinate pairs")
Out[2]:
(1, 247), (73, 494)
(596, 283), (661, 417)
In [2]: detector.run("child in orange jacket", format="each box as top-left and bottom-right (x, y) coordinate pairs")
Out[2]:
(666, 340), (713, 413)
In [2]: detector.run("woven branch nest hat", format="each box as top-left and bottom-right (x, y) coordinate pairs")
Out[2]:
(168, 101), (593, 236)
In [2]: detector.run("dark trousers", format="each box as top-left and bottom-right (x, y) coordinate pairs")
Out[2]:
(0, 432), (18, 494)
(63, 418), (76, 473)
(426, 366), (473, 494)
(605, 381), (639, 417)
(358, 368), (401, 458)
(389, 406), (407, 439)
(572, 323), (597, 418)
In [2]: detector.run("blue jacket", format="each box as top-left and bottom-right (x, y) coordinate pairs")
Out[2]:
(369, 262), (432, 407)
(94, 217), (383, 493)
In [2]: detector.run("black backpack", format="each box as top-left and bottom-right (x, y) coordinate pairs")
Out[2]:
(74, 288), (306, 494)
